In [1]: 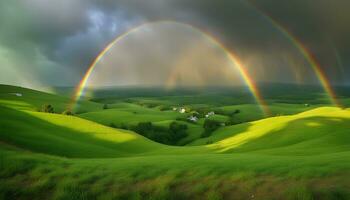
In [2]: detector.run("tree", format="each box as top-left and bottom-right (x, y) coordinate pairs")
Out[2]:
(120, 123), (129, 130)
(110, 123), (117, 128)
(103, 104), (108, 109)
(134, 122), (153, 136)
(192, 112), (200, 118)
(41, 104), (54, 113)
(132, 122), (170, 144)
(226, 117), (241, 126)
(131, 121), (188, 145)
(169, 122), (188, 143)
(159, 105), (171, 111)
(62, 110), (73, 115)
(206, 140), (213, 144)
(228, 109), (240, 117)
(201, 119), (221, 138)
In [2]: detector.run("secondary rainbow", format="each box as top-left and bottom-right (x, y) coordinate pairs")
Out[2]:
(69, 21), (270, 115)
(246, 1), (341, 107)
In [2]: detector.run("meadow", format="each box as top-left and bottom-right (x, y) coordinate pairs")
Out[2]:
(0, 84), (350, 200)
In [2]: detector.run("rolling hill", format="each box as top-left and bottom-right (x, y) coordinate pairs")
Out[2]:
(0, 85), (349, 199)
(0, 85), (102, 113)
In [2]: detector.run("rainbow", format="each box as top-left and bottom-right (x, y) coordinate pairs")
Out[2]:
(330, 41), (345, 76)
(246, 1), (342, 107)
(69, 21), (270, 115)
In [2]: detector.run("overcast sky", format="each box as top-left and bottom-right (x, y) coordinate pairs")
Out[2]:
(0, 0), (349, 88)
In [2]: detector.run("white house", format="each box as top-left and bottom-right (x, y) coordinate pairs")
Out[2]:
(188, 116), (198, 122)
(10, 93), (23, 97)
(205, 111), (215, 118)
(179, 108), (186, 113)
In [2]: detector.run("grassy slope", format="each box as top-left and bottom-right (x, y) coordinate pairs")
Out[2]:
(153, 120), (204, 145)
(78, 103), (207, 145)
(0, 106), (165, 158)
(78, 105), (184, 127)
(217, 103), (318, 122)
(1, 85), (350, 199)
(1, 105), (350, 199)
(1, 103), (350, 162)
(78, 103), (315, 146)
(0, 84), (102, 113)
(191, 107), (350, 155)
(0, 105), (209, 158)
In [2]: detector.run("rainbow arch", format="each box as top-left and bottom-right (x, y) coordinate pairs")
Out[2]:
(245, 1), (342, 107)
(69, 20), (270, 115)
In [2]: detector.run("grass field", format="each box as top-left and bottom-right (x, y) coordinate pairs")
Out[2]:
(0, 85), (102, 113)
(1, 85), (350, 199)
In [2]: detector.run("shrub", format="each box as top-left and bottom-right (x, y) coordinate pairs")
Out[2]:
(41, 104), (54, 113)
(131, 121), (188, 145)
(103, 104), (108, 109)
(206, 140), (213, 144)
(201, 119), (221, 138)
(120, 123), (129, 130)
(169, 122), (188, 143)
(159, 105), (171, 111)
(134, 122), (153, 135)
(62, 110), (73, 115)
(226, 117), (242, 126)
(213, 108), (225, 115)
(226, 109), (241, 117)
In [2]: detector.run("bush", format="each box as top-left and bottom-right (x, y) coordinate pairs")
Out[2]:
(159, 105), (171, 111)
(169, 122), (188, 143)
(120, 123), (129, 130)
(134, 122), (153, 135)
(103, 104), (108, 109)
(213, 108), (225, 115)
(192, 112), (200, 118)
(201, 119), (221, 138)
(226, 117), (242, 126)
(146, 103), (158, 108)
(131, 121), (188, 145)
(206, 140), (213, 144)
(41, 104), (54, 113)
(62, 110), (73, 115)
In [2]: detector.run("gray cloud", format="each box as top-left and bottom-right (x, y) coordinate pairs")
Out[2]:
(0, 0), (349, 88)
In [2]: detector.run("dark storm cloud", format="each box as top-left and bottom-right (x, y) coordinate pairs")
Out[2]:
(0, 0), (349, 87)
(246, 0), (350, 82)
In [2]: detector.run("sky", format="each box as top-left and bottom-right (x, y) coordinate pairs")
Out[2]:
(0, 0), (349, 89)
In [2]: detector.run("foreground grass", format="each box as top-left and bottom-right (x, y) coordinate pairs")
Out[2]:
(1, 147), (350, 200)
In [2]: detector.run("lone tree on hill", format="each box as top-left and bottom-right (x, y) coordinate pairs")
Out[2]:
(201, 119), (221, 138)
(41, 104), (54, 113)
(62, 110), (73, 115)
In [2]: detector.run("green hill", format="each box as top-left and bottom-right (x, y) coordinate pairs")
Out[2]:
(192, 107), (350, 155)
(1, 85), (350, 199)
(0, 84), (102, 113)
(0, 106), (165, 158)
(78, 104), (184, 127)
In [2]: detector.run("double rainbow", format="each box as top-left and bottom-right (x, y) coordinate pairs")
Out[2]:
(69, 21), (270, 115)
(246, 1), (342, 107)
